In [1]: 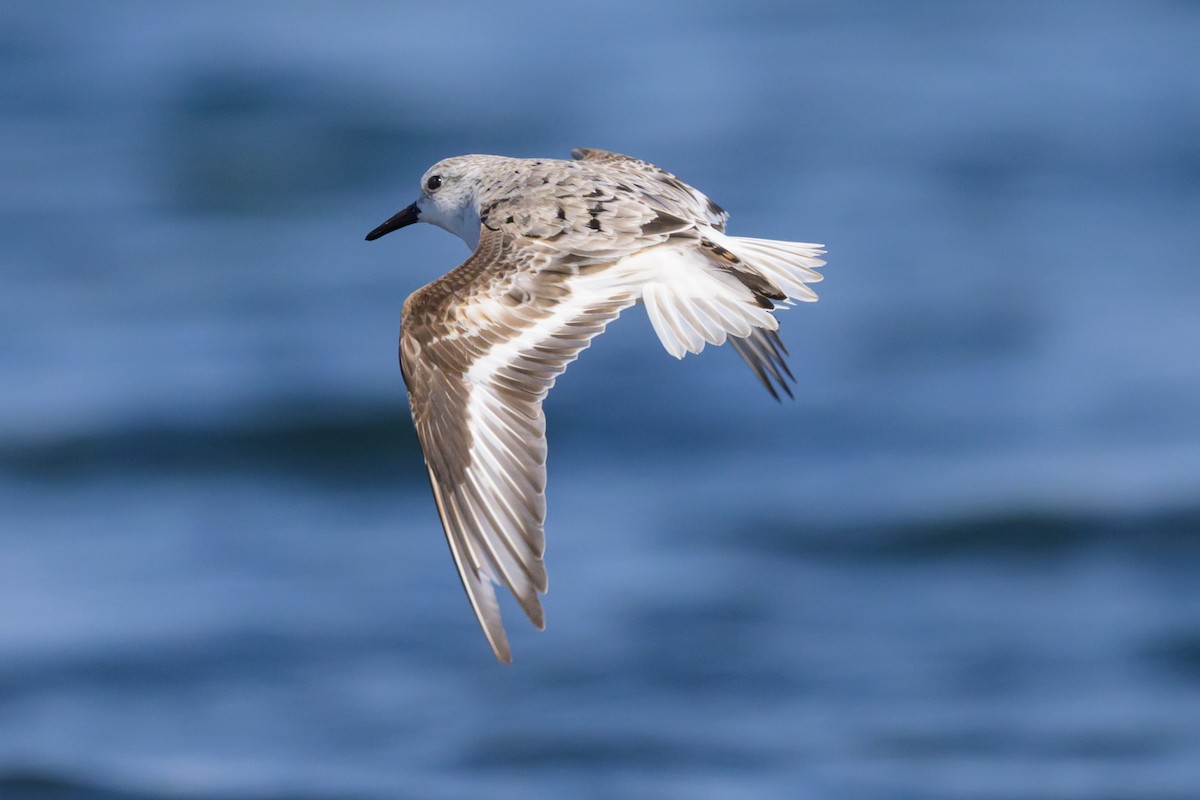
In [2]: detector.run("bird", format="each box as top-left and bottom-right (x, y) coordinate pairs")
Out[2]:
(365, 148), (825, 662)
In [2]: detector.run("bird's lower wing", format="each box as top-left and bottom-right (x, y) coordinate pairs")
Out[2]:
(634, 234), (825, 399)
(401, 230), (638, 662)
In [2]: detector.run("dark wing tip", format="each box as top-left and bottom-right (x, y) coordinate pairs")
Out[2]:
(731, 328), (796, 401)
(571, 147), (636, 163)
(571, 147), (603, 161)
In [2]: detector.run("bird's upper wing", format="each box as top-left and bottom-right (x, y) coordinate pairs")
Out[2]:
(569, 147), (640, 165)
(571, 147), (728, 231)
(400, 227), (639, 662)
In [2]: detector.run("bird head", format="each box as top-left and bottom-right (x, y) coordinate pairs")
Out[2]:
(365, 155), (503, 249)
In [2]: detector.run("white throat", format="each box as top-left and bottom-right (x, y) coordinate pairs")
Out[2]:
(422, 197), (482, 250)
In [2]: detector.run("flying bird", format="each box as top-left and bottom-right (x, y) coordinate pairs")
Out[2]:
(365, 148), (825, 662)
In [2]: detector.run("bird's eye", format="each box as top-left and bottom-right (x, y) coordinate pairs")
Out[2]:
(426, 175), (443, 192)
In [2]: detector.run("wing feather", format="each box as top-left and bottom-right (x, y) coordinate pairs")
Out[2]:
(571, 147), (729, 231)
(401, 228), (637, 662)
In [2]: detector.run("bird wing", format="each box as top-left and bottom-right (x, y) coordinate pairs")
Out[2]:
(400, 227), (639, 662)
(571, 147), (729, 231)
(569, 147), (640, 164)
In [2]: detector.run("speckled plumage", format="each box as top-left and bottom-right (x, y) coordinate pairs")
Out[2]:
(366, 148), (826, 662)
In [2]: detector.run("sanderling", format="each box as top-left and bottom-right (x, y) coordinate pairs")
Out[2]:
(366, 148), (825, 662)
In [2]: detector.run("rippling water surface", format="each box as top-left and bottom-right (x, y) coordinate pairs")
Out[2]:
(2, 2), (1199, 798)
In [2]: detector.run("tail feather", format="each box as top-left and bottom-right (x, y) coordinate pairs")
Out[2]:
(720, 235), (825, 302)
(711, 234), (823, 397)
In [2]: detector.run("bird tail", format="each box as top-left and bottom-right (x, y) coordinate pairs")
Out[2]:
(716, 234), (826, 303)
(638, 234), (825, 399)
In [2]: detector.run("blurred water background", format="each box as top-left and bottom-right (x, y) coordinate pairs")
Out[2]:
(2, 2), (1199, 798)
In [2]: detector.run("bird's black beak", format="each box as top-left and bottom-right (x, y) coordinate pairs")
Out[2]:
(365, 203), (421, 241)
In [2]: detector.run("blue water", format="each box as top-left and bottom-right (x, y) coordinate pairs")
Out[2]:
(2, 2), (1199, 798)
